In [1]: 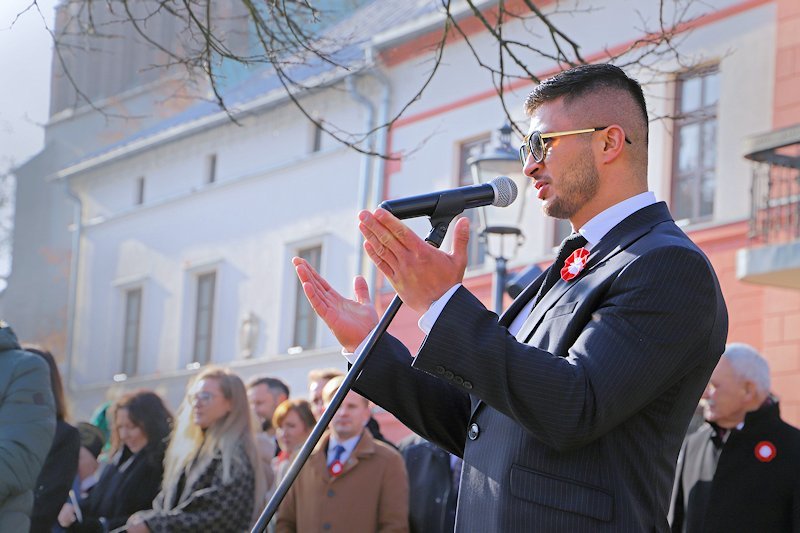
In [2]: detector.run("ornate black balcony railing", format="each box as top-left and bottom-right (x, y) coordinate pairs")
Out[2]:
(743, 125), (800, 245)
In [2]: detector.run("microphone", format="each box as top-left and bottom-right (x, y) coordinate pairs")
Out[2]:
(379, 176), (518, 220)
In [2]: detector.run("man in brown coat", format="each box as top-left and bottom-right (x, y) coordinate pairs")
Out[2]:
(277, 376), (409, 532)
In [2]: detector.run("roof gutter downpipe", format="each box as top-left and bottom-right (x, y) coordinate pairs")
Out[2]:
(363, 51), (391, 297)
(63, 180), (82, 392)
(345, 75), (376, 281)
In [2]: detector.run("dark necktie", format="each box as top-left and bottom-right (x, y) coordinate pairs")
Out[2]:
(328, 444), (345, 466)
(534, 233), (588, 306)
(328, 444), (346, 477)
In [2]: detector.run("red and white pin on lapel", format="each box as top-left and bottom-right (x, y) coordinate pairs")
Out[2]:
(329, 459), (344, 476)
(561, 248), (590, 282)
(754, 440), (776, 462)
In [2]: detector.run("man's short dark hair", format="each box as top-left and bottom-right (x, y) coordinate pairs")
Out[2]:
(248, 376), (290, 399)
(524, 63), (648, 129)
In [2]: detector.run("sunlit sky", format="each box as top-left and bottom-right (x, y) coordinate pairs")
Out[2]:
(0, 0), (59, 174)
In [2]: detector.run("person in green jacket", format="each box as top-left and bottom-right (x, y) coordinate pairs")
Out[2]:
(0, 321), (56, 532)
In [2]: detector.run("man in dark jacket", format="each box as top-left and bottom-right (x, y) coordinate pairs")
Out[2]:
(399, 435), (460, 533)
(669, 343), (800, 532)
(0, 322), (56, 532)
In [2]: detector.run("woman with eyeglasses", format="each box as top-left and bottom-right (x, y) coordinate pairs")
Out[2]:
(57, 389), (172, 533)
(127, 366), (266, 533)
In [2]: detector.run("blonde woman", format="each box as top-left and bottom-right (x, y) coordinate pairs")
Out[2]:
(127, 367), (265, 532)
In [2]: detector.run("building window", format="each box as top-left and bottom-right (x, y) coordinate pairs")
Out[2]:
(293, 245), (321, 350)
(311, 122), (323, 153)
(206, 153), (217, 184)
(458, 137), (491, 269)
(122, 287), (142, 376)
(135, 176), (145, 205)
(193, 271), (216, 365)
(671, 67), (719, 222)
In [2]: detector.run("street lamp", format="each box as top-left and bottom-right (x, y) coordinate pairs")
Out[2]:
(468, 123), (529, 313)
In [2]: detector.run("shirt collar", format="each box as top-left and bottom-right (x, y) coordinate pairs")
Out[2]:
(328, 432), (362, 461)
(577, 191), (656, 248)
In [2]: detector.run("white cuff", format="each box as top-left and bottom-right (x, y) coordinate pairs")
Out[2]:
(341, 330), (375, 364)
(418, 284), (461, 335)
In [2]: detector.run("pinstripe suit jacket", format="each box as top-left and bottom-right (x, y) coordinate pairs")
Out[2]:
(354, 202), (728, 532)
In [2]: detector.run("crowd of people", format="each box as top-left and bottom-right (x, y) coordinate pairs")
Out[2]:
(0, 317), (430, 533)
(2, 323), (797, 533)
(2, 64), (799, 532)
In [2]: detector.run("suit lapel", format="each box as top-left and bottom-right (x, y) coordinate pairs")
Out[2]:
(514, 202), (672, 343)
(340, 429), (373, 477)
(469, 202), (673, 421)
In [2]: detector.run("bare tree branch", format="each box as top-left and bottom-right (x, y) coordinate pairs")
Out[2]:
(31, 0), (708, 157)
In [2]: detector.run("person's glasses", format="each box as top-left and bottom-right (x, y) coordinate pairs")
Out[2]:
(189, 391), (216, 404)
(519, 126), (632, 165)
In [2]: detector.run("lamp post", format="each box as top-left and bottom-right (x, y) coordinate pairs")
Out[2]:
(468, 123), (529, 314)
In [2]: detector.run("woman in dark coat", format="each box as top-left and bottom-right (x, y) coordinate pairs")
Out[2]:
(28, 347), (81, 533)
(57, 390), (172, 533)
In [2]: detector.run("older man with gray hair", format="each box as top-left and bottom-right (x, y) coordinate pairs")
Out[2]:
(669, 343), (800, 532)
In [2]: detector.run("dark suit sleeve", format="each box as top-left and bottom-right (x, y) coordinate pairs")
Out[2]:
(354, 333), (472, 457)
(412, 245), (724, 451)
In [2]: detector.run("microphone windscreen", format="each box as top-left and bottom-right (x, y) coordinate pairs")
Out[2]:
(490, 176), (518, 207)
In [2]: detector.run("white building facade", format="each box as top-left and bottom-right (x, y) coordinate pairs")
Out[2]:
(19, 0), (798, 425)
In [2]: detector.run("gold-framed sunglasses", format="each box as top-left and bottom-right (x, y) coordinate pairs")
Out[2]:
(519, 126), (632, 165)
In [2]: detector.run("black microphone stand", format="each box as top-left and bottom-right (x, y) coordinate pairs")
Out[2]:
(251, 192), (468, 533)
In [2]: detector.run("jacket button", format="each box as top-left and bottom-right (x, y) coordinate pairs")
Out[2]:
(328, 489), (335, 497)
(468, 423), (480, 440)
(322, 524), (331, 530)
(463, 381), (473, 390)
(453, 376), (463, 385)
(444, 370), (454, 379)
(435, 365), (445, 374)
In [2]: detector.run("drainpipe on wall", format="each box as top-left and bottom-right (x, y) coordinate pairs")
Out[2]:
(365, 62), (391, 297)
(63, 179), (82, 392)
(345, 75), (376, 280)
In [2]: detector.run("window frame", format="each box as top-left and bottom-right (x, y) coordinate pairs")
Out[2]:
(291, 244), (322, 351)
(134, 176), (145, 205)
(206, 153), (217, 184)
(192, 270), (217, 365)
(670, 65), (720, 223)
(121, 286), (142, 377)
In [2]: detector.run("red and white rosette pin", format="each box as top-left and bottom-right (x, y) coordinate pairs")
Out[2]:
(560, 248), (590, 282)
(754, 441), (776, 462)
(329, 460), (344, 477)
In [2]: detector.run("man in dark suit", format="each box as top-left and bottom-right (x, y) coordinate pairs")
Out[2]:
(669, 343), (800, 532)
(293, 64), (728, 531)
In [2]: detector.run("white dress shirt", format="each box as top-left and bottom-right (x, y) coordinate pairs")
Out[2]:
(327, 433), (362, 466)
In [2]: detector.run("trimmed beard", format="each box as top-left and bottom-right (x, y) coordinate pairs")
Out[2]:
(543, 151), (600, 220)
